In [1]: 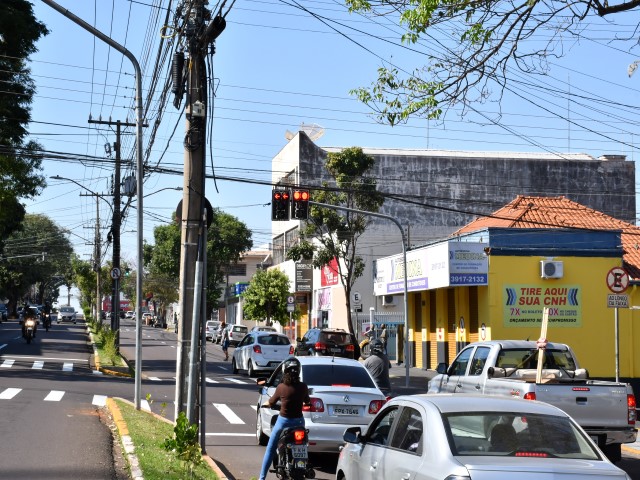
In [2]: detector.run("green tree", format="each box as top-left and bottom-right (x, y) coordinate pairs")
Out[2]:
(144, 210), (253, 317)
(286, 147), (384, 337)
(346, 0), (634, 124)
(0, 214), (73, 313)
(242, 269), (297, 326)
(0, 1), (49, 245)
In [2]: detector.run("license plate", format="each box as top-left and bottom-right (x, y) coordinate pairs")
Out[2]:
(331, 405), (360, 416)
(291, 445), (307, 459)
(329, 347), (341, 353)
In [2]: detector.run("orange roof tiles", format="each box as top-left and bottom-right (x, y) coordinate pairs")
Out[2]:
(452, 195), (640, 279)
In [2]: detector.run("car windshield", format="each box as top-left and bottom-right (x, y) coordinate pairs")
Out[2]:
(319, 332), (351, 344)
(233, 326), (247, 333)
(60, 307), (74, 313)
(444, 412), (600, 460)
(302, 364), (376, 388)
(496, 349), (577, 370)
(257, 334), (290, 346)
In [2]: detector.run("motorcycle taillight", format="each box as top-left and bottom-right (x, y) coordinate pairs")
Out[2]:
(303, 397), (325, 413)
(293, 429), (306, 444)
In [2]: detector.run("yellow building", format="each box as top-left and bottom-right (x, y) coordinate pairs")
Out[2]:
(376, 196), (640, 393)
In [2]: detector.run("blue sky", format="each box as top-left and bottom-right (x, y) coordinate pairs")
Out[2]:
(22, 0), (640, 267)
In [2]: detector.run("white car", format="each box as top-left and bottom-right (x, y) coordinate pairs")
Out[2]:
(336, 394), (632, 480)
(232, 331), (293, 376)
(256, 357), (387, 453)
(58, 306), (76, 324)
(205, 320), (220, 342)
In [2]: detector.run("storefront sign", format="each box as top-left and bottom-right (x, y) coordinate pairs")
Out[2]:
(295, 262), (313, 292)
(503, 285), (582, 327)
(321, 257), (339, 286)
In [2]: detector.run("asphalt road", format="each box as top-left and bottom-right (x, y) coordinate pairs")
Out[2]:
(2, 317), (640, 480)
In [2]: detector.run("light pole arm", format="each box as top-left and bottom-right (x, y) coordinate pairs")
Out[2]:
(309, 201), (411, 388)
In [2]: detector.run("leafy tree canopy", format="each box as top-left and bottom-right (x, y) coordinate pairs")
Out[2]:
(287, 147), (383, 334)
(242, 268), (298, 325)
(345, 0), (637, 124)
(0, 1), (49, 245)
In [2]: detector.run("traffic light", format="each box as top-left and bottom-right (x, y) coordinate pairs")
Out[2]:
(291, 189), (310, 220)
(271, 189), (290, 221)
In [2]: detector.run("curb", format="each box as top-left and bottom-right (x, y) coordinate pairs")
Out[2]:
(87, 326), (133, 378)
(108, 397), (229, 480)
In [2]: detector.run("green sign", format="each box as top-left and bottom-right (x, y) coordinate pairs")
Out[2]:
(503, 285), (582, 327)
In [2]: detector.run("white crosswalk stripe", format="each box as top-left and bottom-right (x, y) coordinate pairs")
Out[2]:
(225, 377), (248, 384)
(205, 377), (219, 383)
(213, 403), (244, 424)
(92, 395), (108, 406)
(62, 362), (73, 372)
(0, 388), (21, 399)
(32, 361), (44, 369)
(148, 377), (162, 381)
(44, 390), (65, 401)
(1, 359), (15, 368)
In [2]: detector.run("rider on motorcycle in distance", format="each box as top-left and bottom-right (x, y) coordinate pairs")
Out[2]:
(259, 357), (310, 480)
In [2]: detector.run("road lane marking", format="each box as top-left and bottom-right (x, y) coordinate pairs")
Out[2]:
(92, 395), (107, 406)
(1, 359), (14, 368)
(0, 388), (21, 399)
(205, 377), (219, 383)
(32, 361), (44, 369)
(213, 403), (244, 424)
(62, 362), (73, 372)
(148, 377), (162, 381)
(44, 390), (65, 401)
(224, 377), (248, 384)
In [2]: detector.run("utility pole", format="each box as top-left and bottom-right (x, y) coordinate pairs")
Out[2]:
(174, 2), (226, 425)
(89, 118), (138, 347)
(81, 192), (102, 322)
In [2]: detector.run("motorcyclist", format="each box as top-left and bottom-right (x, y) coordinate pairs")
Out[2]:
(364, 339), (391, 396)
(42, 300), (52, 328)
(259, 357), (310, 480)
(21, 304), (38, 338)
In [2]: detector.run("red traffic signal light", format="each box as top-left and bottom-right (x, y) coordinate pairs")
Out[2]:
(291, 189), (310, 220)
(271, 189), (290, 221)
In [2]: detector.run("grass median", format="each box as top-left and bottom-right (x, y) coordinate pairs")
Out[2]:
(115, 399), (219, 480)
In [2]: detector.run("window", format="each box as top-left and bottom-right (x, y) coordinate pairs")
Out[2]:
(302, 364), (376, 388)
(449, 347), (473, 376)
(367, 407), (398, 446)
(390, 407), (423, 455)
(226, 264), (247, 276)
(469, 347), (491, 376)
(273, 234), (285, 265)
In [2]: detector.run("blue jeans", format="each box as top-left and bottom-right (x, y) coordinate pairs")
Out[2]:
(259, 415), (305, 480)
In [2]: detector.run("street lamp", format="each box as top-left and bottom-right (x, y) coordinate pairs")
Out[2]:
(51, 175), (111, 325)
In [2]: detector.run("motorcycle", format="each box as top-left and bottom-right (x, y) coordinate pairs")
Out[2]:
(359, 329), (375, 359)
(43, 312), (51, 331)
(23, 317), (37, 344)
(262, 405), (315, 480)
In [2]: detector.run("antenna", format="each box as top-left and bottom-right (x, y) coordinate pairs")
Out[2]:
(284, 123), (325, 142)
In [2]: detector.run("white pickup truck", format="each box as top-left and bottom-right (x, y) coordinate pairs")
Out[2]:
(428, 340), (637, 462)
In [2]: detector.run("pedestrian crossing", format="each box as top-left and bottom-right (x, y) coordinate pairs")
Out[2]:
(0, 357), (90, 373)
(0, 387), (108, 407)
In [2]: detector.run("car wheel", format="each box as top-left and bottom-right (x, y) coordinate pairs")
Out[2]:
(257, 412), (269, 446)
(232, 358), (238, 374)
(248, 362), (255, 377)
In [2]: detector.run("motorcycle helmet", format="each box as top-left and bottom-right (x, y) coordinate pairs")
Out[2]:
(283, 357), (301, 376)
(371, 339), (384, 355)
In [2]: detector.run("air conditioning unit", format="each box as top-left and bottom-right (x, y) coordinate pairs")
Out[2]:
(382, 294), (395, 306)
(540, 260), (563, 279)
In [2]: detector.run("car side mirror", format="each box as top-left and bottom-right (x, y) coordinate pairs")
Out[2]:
(343, 426), (362, 444)
(436, 362), (448, 375)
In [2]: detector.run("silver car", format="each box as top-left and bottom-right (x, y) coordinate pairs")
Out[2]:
(336, 394), (632, 480)
(232, 331), (293, 376)
(256, 357), (387, 453)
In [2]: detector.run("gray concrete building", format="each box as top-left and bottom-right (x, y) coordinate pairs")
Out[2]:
(271, 132), (636, 335)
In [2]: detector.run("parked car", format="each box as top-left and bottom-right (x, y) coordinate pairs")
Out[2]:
(0, 303), (7, 322)
(125, 311), (134, 319)
(142, 312), (154, 325)
(336, 393), (631, 480)
(256, 356), (387, 453)
(232, 331), (293, 376)
(58, 305), (76, 324)
(250, 325), (277, 333)
(295, 327), (356, 359)
(205, 320), (220, 342)
(227, 324), (248, 347)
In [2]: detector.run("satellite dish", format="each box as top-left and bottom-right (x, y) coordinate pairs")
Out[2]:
(284, 123), (325, 142)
